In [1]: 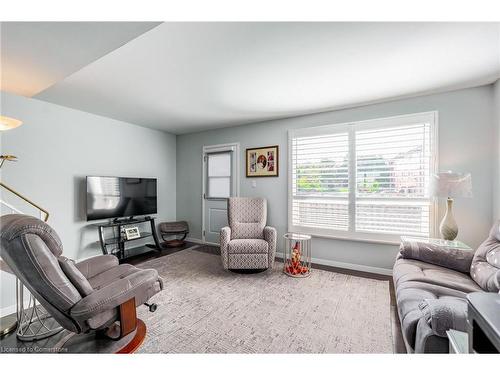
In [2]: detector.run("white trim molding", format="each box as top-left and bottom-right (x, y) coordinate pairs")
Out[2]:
(275, 252), (393, 276)
(201, 142), (240, 243)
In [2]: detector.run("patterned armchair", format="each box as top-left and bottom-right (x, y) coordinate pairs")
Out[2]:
(220, 197), (277, 271)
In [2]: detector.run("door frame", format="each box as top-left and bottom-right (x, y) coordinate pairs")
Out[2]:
(201, 142), (240, 244)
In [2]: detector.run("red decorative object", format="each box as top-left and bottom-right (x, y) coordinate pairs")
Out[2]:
(283, 233), (312, 278)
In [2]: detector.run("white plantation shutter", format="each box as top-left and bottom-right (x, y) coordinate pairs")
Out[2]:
(355, 123), (432, 236)
(291, 132), (349, 231)
(289, 112), (437, 242)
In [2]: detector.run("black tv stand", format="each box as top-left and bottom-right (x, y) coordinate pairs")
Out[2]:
(97, 216), (161, 263)
(112, 216), (137, 224)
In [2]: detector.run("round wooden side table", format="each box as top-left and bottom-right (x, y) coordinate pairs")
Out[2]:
(283, 233), (312, 278)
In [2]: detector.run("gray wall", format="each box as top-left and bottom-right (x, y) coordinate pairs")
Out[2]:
(494, 80), (500, 221)
(0, 91), (176, 315)
(177, 85), (496, 274)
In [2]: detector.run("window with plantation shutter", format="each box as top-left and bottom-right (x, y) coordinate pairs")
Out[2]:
(289, 112), (437, 243)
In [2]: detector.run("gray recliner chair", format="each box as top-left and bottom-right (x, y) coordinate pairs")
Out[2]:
(0, 214), (163, 342)
(220, 197), (277, 271)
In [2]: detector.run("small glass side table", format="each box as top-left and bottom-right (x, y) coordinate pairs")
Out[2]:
(283, 233), (312, 278)
(447, 329), (469, 354)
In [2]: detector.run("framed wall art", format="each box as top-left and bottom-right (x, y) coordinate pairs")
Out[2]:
(246, 145), (279, 177)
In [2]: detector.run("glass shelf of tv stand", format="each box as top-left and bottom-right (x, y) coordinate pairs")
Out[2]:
(104, 232), (152, 245)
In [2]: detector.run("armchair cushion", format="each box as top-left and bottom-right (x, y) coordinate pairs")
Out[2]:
(232, 223), (264, 239)
(399, 239), (473, 273)
(228, 239), (269, 254)
(75, 254), (119, 279)
(59, 256), (94, 297)
(228, 197), (266, 239)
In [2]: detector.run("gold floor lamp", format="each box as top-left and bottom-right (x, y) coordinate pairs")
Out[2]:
(0, 115), (50, 338)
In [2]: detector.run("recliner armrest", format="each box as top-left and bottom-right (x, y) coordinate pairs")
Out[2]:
(75, 255), (119, 279)
(70, 268), (159, 320)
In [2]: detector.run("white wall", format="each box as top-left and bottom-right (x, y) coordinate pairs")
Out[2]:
(494, 79), (500, 221)
(176, 85), (496, 274)
(0, 91), (177, 315)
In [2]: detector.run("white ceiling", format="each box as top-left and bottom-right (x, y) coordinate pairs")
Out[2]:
(2, 22), (500, 134)
(0, 22), (160, 96)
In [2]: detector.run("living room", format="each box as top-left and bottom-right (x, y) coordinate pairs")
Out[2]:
(0, 1), (499, 372)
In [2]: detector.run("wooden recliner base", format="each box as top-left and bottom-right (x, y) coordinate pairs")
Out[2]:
(57, 298), (147, 353)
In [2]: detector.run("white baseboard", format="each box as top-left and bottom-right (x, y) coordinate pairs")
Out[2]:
(275, 252), (393, 276)
(186, 239), (392, 276)
(186, 237), (219, 247)
(1, 303), (17, 318)
(186, 239), (393, 276)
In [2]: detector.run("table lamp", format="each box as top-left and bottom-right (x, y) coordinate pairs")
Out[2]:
(431, 171), (472, 241)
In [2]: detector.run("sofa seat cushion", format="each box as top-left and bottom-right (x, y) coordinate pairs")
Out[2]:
(395, 281), (469, 350)
(228, 239), (269, 254)
(394, 257), (481, 293)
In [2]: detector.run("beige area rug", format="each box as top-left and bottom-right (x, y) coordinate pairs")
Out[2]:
(136, 249), (393, 353)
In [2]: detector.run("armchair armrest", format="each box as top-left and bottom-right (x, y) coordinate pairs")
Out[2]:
(75, 255), (119, 279)
(220, 227), (231, 270)
(263, 226), (277, 268)
(70, 268), (158, 320)
(399, 240), (474, 273)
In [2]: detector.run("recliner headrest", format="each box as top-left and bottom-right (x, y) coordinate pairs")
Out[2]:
(0, 214), (63, 257)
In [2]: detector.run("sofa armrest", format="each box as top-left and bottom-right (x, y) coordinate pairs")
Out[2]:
(418, 297), (468, 337)
(220, 227), (231, 270)
(414, 317), (449, 353)
(263, 226), (277, 268)
(399, 240), (474, 273)
(75, 255), (119, 279)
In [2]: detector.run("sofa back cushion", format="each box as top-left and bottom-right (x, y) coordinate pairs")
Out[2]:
(228, 197), (266, 239)
(470, 221), (500, 292)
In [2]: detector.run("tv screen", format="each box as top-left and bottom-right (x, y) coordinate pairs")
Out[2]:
(86, 176), (157, 221)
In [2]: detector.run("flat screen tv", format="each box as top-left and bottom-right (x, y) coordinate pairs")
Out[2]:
(86, 176), (157, 221)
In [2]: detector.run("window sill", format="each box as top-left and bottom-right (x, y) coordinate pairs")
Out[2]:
(288, 229), (401, 246)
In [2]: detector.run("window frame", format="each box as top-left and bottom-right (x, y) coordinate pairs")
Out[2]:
(288, 111), (439, 245)
(206, 151), (233, 199)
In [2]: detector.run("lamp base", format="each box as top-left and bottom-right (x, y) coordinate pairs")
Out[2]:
(439, 197), (458, 241)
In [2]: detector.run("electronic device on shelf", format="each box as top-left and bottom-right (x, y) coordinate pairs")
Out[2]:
(86, 176), (157, 221)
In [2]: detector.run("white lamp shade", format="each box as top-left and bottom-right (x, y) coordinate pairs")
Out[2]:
(431, 171), (472, 198)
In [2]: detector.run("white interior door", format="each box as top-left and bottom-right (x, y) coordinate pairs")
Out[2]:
(202, 144), (239, 244)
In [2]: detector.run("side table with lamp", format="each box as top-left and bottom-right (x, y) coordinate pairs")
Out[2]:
(431, 171), (472, 241)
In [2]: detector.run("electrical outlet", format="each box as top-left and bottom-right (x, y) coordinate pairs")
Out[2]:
(251, 180), (257, 188)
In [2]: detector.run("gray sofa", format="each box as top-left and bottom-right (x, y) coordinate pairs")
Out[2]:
(393, 221), (500, 353)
